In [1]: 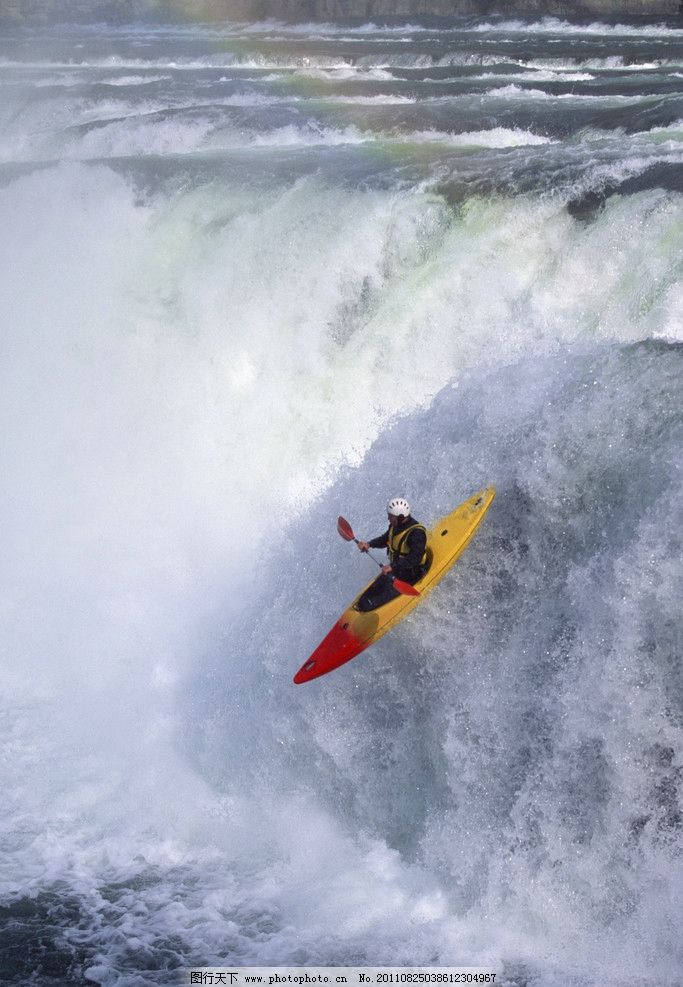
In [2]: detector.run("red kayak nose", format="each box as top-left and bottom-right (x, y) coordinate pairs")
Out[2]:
(293, 619), (366, 684)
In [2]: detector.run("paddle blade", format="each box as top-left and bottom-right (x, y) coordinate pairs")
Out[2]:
(337, 516), (356, 542)
(393, 578), (421, 597)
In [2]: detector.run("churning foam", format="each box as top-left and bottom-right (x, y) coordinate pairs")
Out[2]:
(1, 18), (682, 986)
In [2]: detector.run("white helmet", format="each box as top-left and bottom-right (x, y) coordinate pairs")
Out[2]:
(387, 497), (410, 518)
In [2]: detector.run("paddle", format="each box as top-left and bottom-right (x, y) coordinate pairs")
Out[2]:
(337, 516), (420, 597)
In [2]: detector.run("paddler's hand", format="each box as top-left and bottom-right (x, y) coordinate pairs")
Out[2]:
(382, 564), (393, 575)
(358, 541), (370, 552)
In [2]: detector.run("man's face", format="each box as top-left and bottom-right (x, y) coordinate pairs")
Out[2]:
(388, 513), (398, 528)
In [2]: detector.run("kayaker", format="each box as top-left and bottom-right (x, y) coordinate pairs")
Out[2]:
(355, 497), (429, 611)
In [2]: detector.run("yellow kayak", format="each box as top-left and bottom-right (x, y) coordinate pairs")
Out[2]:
(294, 487), (496, 683)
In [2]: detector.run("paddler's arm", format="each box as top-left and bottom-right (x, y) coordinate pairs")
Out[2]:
(358, 530), (390, 553)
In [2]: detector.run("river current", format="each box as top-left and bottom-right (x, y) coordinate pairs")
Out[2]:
(0, 13), (682, 987)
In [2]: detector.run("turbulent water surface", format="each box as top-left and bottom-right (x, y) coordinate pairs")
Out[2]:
(1, 13), (682, 987)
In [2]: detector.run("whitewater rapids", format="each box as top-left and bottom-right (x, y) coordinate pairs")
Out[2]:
(0, 14), (682, 987)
